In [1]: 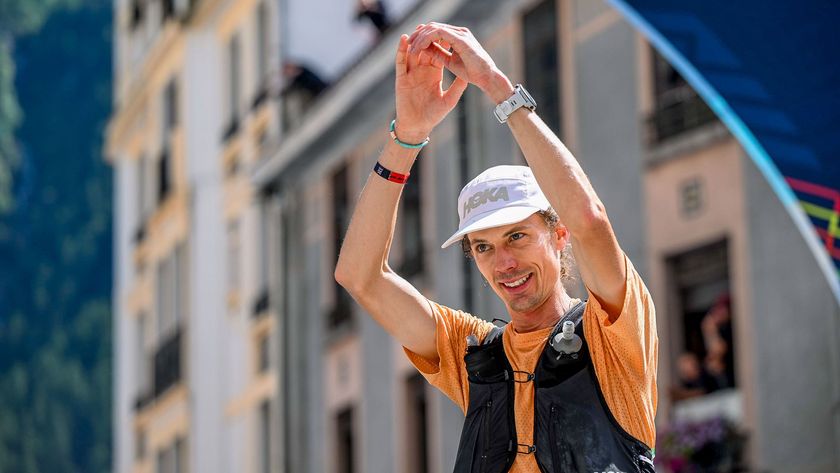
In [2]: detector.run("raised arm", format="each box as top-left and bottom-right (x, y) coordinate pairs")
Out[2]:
(334, 34), (467, 360)
(409, 24), (626, 318)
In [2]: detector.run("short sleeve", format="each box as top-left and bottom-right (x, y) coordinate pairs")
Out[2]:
(584, 253), (659, 449)
(403, 300), (496, 413)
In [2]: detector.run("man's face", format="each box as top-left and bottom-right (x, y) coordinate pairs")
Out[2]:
(467, 213), (568, 317)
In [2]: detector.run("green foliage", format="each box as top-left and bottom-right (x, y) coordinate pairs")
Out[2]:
(0, 40), (20, 213)
(0, 0), (113, 471)
(0, 0), (80, 36)
(0, 0), (80, 214)
(0, 301), (112, 473)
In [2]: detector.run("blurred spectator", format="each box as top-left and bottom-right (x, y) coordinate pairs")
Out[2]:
(282, 62), (329, 96)
(356, 0), (391, 35)
(671, 352), (717, 401)
(701, 293), (735, 389)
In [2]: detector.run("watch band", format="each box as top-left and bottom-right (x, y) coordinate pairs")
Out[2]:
(493, 84), (537, 123)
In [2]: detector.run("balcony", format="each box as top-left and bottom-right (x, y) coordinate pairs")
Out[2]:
(327, 288), (354, 332)
(646, 85), (717, 145)
(252, 288), (270, 318)
(133, 390), (154, 412)
(130, 0), (197, 31)
(222, 116), (240, 144)
(133, 220), (147, 245)
(157, 148), (171, 205)
(153, 328), (182, 397)
(251, 80), (270, 112)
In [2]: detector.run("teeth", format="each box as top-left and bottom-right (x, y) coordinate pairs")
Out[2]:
(503, 275), (529, 288)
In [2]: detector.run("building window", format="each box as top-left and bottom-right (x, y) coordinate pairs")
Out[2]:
(254, 197), (270, 314)
(174, 437), (186, 473)
(157, 147), (171, 204)
(152, 245), (186, 398)
(329, 164), (353, 329)
(257, 332), (270, 373)
(175, 242), (188, 322)
(400, 156), (423, 277)
(155, 437), (186, 473)
(648, 48), (716, 144)
(158, 77), (177, 205)
(668, 240), (736, 403)
(281, 63), (328, 131)
(227, 221), (240, 296)
(164, 78), (178, 131)
(259, 400), (272, 473)
(135, 428), (146, 461)
(335, 407), (355, 473)
(404, 373), (429, 473)
(522, 0), (561, 137)
(680, 177), (704, 218)
(135, 312), (151, 407)
(136, 155), (149, 240)
(157, 253), (177, 339)
(253, 2), (270, 109)
(224, 33), (242, 142)
(129, 0), (145, 30)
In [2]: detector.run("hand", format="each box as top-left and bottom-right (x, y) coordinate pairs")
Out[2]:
(407, 22), (514, 103)
(394, 33), (468, 143)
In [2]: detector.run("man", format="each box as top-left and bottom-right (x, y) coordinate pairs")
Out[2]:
(335, 22), (658, 473)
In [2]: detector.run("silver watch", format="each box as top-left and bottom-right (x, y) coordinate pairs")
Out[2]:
(493, 84), (537, 123)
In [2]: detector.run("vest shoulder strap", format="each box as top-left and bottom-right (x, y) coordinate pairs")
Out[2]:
(481, 325), (505, 346)
(548, 300), (587, 341)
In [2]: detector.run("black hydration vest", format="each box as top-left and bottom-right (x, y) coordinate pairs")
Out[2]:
(453, 301), (655, 473)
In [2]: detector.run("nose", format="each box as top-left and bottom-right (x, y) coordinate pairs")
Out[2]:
(494, 245), (518, 276)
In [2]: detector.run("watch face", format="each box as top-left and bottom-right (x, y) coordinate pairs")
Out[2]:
(520, 86), (536, 107)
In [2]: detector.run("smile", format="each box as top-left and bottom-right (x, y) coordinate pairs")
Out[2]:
(500, 273), (532, 288)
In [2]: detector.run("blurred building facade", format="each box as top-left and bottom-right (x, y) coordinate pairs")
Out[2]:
(109, 0), (840, 472)
(107, 0), (281, 471)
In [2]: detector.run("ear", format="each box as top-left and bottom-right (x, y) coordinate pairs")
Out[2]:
(553, 224), (569, 250)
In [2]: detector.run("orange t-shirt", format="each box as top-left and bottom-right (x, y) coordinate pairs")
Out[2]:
(404, 253), (658, 472)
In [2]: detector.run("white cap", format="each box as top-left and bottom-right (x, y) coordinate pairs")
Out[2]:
(441, 165), (551, 248)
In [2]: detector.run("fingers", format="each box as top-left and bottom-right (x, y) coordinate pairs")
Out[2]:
(407, 23), (424, 44)
(410, 23), (467, 54)
(428, 43), (452, 69)
(407, 36), (421, 71)
(443, 76), (469, 108)
(395, 34), (408, 77)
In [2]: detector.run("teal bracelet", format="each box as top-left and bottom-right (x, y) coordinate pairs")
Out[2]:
(389, 120), (430, 149)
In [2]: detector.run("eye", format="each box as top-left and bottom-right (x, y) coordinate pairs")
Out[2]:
(474, 243), (490, 253)
(510, 232), (525, 241)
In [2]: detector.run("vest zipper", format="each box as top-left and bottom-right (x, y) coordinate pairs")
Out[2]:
(480, 399), (492, 473)
(549, 405), (561, 471)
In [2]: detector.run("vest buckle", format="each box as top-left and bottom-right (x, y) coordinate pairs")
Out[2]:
(512, 370), (535, 383)
(516, 443), (536, 455)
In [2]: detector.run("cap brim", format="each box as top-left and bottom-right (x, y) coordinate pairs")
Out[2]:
(441, 205), (544, 249)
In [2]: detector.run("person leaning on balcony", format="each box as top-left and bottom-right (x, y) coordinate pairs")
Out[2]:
(334, 22), (658, 473)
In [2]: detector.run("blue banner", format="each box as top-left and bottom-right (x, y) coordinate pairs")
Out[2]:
(609, 0), (840, 303)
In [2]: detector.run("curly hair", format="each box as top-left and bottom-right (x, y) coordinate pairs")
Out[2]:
(460, 208), (575, 281)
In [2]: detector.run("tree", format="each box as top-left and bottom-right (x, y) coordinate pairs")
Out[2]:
(0, 0), (112, 471)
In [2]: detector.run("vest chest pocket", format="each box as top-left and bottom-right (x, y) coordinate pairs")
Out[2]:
(549, 404), (584, 472)
(456, 388), (512, 473)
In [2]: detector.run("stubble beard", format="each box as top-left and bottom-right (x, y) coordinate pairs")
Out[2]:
(507, 292), (544, 313)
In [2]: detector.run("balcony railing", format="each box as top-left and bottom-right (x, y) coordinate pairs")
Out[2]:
(646, 85), (717, 145)
(153, 328), (182, 397)
(157, 148), (171, 205)
(251, 81), (270, 111)
(222, 116), (240, 143)
(252, 288), (270, 318)
(134, 220), (147, 245)
(327, 294), (353, 331)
